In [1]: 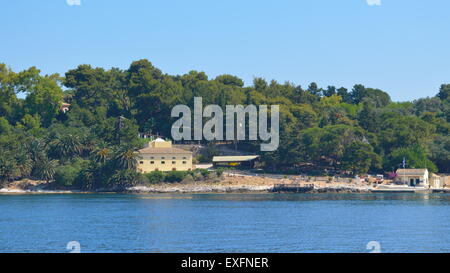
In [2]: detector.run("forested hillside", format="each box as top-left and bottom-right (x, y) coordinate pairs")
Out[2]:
(1, 59), (449, 188)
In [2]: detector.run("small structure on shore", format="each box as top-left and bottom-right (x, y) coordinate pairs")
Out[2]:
(195, 164), (213, 170)
(373, 169), (449, 192)
(60, 102), (71, 113)
(137, 138), (193, 173)
(395, 168), (429, 187)
(212, 155), (259, 168)
(430, 174), (443, 189)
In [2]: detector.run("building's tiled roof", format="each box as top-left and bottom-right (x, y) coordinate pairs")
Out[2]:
(212, 155), (259, 162)
(395, 169), (428, 176)
(138, 147), (192, 154)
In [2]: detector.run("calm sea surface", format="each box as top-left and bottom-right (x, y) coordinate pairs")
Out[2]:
(0, 193), (449, 253)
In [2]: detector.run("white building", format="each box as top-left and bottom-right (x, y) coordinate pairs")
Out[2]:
(395, 169), (429, 188)
(430, 174), (443, 189)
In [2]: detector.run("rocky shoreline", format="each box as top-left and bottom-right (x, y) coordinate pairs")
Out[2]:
(0, 176), (374, 194)
(0, 186), (370, 194)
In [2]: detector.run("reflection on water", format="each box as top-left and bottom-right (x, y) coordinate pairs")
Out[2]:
(135, 196), (193, 200)
(0, 193), (449, 253)
(185, 193), (450, 202)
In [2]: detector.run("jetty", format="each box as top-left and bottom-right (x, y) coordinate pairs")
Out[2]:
(432, 189), (450, 193)
(371, 185), (432, 193)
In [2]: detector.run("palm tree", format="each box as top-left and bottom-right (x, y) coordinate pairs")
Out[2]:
(78, 165), (97, 190)
(108, 170), (139, 190)
(82, 134), (97, 156)
(15, 152), (33, 178)
(50, 134), (82, 160)
(35, 159), (57, 182)
(114, 148), (138, 170)
(92, 144), (110, 164)
(0, 157), (19, 185)
(27, 138), (47, 164)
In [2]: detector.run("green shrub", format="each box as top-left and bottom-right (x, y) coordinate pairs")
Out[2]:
(137, 173), (149, 184)
(55, 165), (78, 186)
(196, 154), (208, 163)
(54, 159), (87, 186)
(215, 167), (224, 177)
(165, 171), (188, 183)
(146, 171), (165, 184)
(182, 174), (194, 183)
(193, 171), (204, 181)
(108, 169), (140, 189)
(198, 168), (209, 178)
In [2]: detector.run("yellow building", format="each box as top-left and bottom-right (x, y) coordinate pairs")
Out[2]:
(137, 138), (193, 173)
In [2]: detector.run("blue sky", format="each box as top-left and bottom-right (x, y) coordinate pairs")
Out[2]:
(1, 0), (449, 101)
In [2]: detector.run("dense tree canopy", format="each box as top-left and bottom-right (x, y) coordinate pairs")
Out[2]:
(1, 60), (449, 188)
